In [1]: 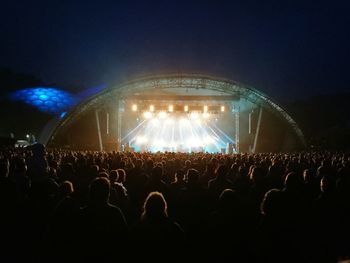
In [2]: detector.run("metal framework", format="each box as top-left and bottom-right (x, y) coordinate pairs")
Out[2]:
(43, 74), (306, 148)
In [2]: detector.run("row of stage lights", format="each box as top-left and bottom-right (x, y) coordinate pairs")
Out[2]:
(131, 104), (226, 113)
(142, 111), (214, 120)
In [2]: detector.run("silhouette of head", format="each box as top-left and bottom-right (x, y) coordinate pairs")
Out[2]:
(260, 189), (286, 216)
(116, 169), (126, 183)
(219, 189), (238, 211)
(109, 170), (118, 182)
(31, 143), (46, 156)
(216, 165), (228, 179)
(59, 181), (74, 196)
(187, 168), (199, 184)
(89, 177), (110, 204)
(303, 169), (314, 183)
(175, 169), (185, 182)
(284, 172), (303, 191)
(141, 191), (168, 220)
(250, 166), (264, 183)
(320, 176), (335, 194)
(151, 166), (163, 181)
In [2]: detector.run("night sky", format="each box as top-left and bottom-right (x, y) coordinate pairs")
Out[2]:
(1, 0), (349, 101)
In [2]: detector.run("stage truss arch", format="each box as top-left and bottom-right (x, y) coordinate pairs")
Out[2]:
(43, 74), (306, 152)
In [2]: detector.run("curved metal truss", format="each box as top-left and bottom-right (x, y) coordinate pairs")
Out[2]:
(45, 74), (306, 147)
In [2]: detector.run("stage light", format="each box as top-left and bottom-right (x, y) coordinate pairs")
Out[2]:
(180, 118), (189, 125)
(203, 113), (210, 119)
(136, 136), (148, 144)
(143, 111), (152, 119)
(190, 112), (199, 119)
(165, 118), (174, 124)
(127, 110), (233, 153)
(158, 111), (167, 118)
(151, 118), (159, 126)
(168, 105), (173, 112)
(132, 104), (137, 111)
(203, 136), (215, 144)
(184, 105), (188, 112)
(221, 105), (225, 112)
(150, 105), (154, 112)
(204, 105), (208, 112)
(154, 139), (164, 147)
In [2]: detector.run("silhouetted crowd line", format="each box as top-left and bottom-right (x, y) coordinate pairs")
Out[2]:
(0, 144), (350, 262)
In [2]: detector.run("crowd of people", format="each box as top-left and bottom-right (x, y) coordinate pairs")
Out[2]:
(0, 144), (349, 262)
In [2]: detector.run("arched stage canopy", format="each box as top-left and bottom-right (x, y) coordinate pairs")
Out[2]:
(40, 74), (306, 153)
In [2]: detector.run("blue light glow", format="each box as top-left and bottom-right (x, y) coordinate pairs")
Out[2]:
(10, 87), (77, 114)
(60, 112), (67, 118)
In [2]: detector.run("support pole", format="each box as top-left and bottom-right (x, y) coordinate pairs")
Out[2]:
(235, 106), (240, 154)
(95, 110), (103, 151)
(252, 107), (263, 153)
(106, 112), (109, 135)
(117, 100), (122, 151)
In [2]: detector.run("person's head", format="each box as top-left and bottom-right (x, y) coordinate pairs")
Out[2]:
(215, 165), (228, 179)
(151, 166), (163, 181)
(89, 177), (110, 204)
(116, 169), (126, 183)
(98, 172), (109, 179)
(260, 189), (286, 216)
(109, 170), (119, 182)
(59, 181), (74, 196)
(250, 166), (264, 184)
(31, 143), (46, 157)
(141, 191), (168, 221)
(187, 168), (199, 184)
(284, 172), (303, 191)
(175, 169), (185, 182)
(135, 159), (143, 168)
(303, 169), (314, 183)
(218, 189), (238, 211)
(320, 176), (335, 194)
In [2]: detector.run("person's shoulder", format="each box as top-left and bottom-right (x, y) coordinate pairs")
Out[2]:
(107, 203), (126, 217)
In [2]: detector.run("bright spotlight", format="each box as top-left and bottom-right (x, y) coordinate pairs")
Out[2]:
(221, 105), (225, 112)
(132, 104), (137, 111)
(180, 118), (188, 125)
(203, 136), (215, 144)
(184, 105), (188, 112)
(190, 112), (199, 119)
(149, 105), (154, 112)
(136, 136), (147, 144)
(151, 118), (159, 126)
(203, 105), (208, 112)
(143, 111), (152, 119)
(165, 118), (174, 124)
(154, 139), (164, 147)
(158, 111), (167, 118)
(168, 105), (173, 112)
(203, 112), (210, 119)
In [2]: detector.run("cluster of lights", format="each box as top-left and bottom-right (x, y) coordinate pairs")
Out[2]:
(10, 87), (77, 114)
(142, 111), (212, 120)
(131, 104), (225, 113)
(126, 110), (230, 153)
